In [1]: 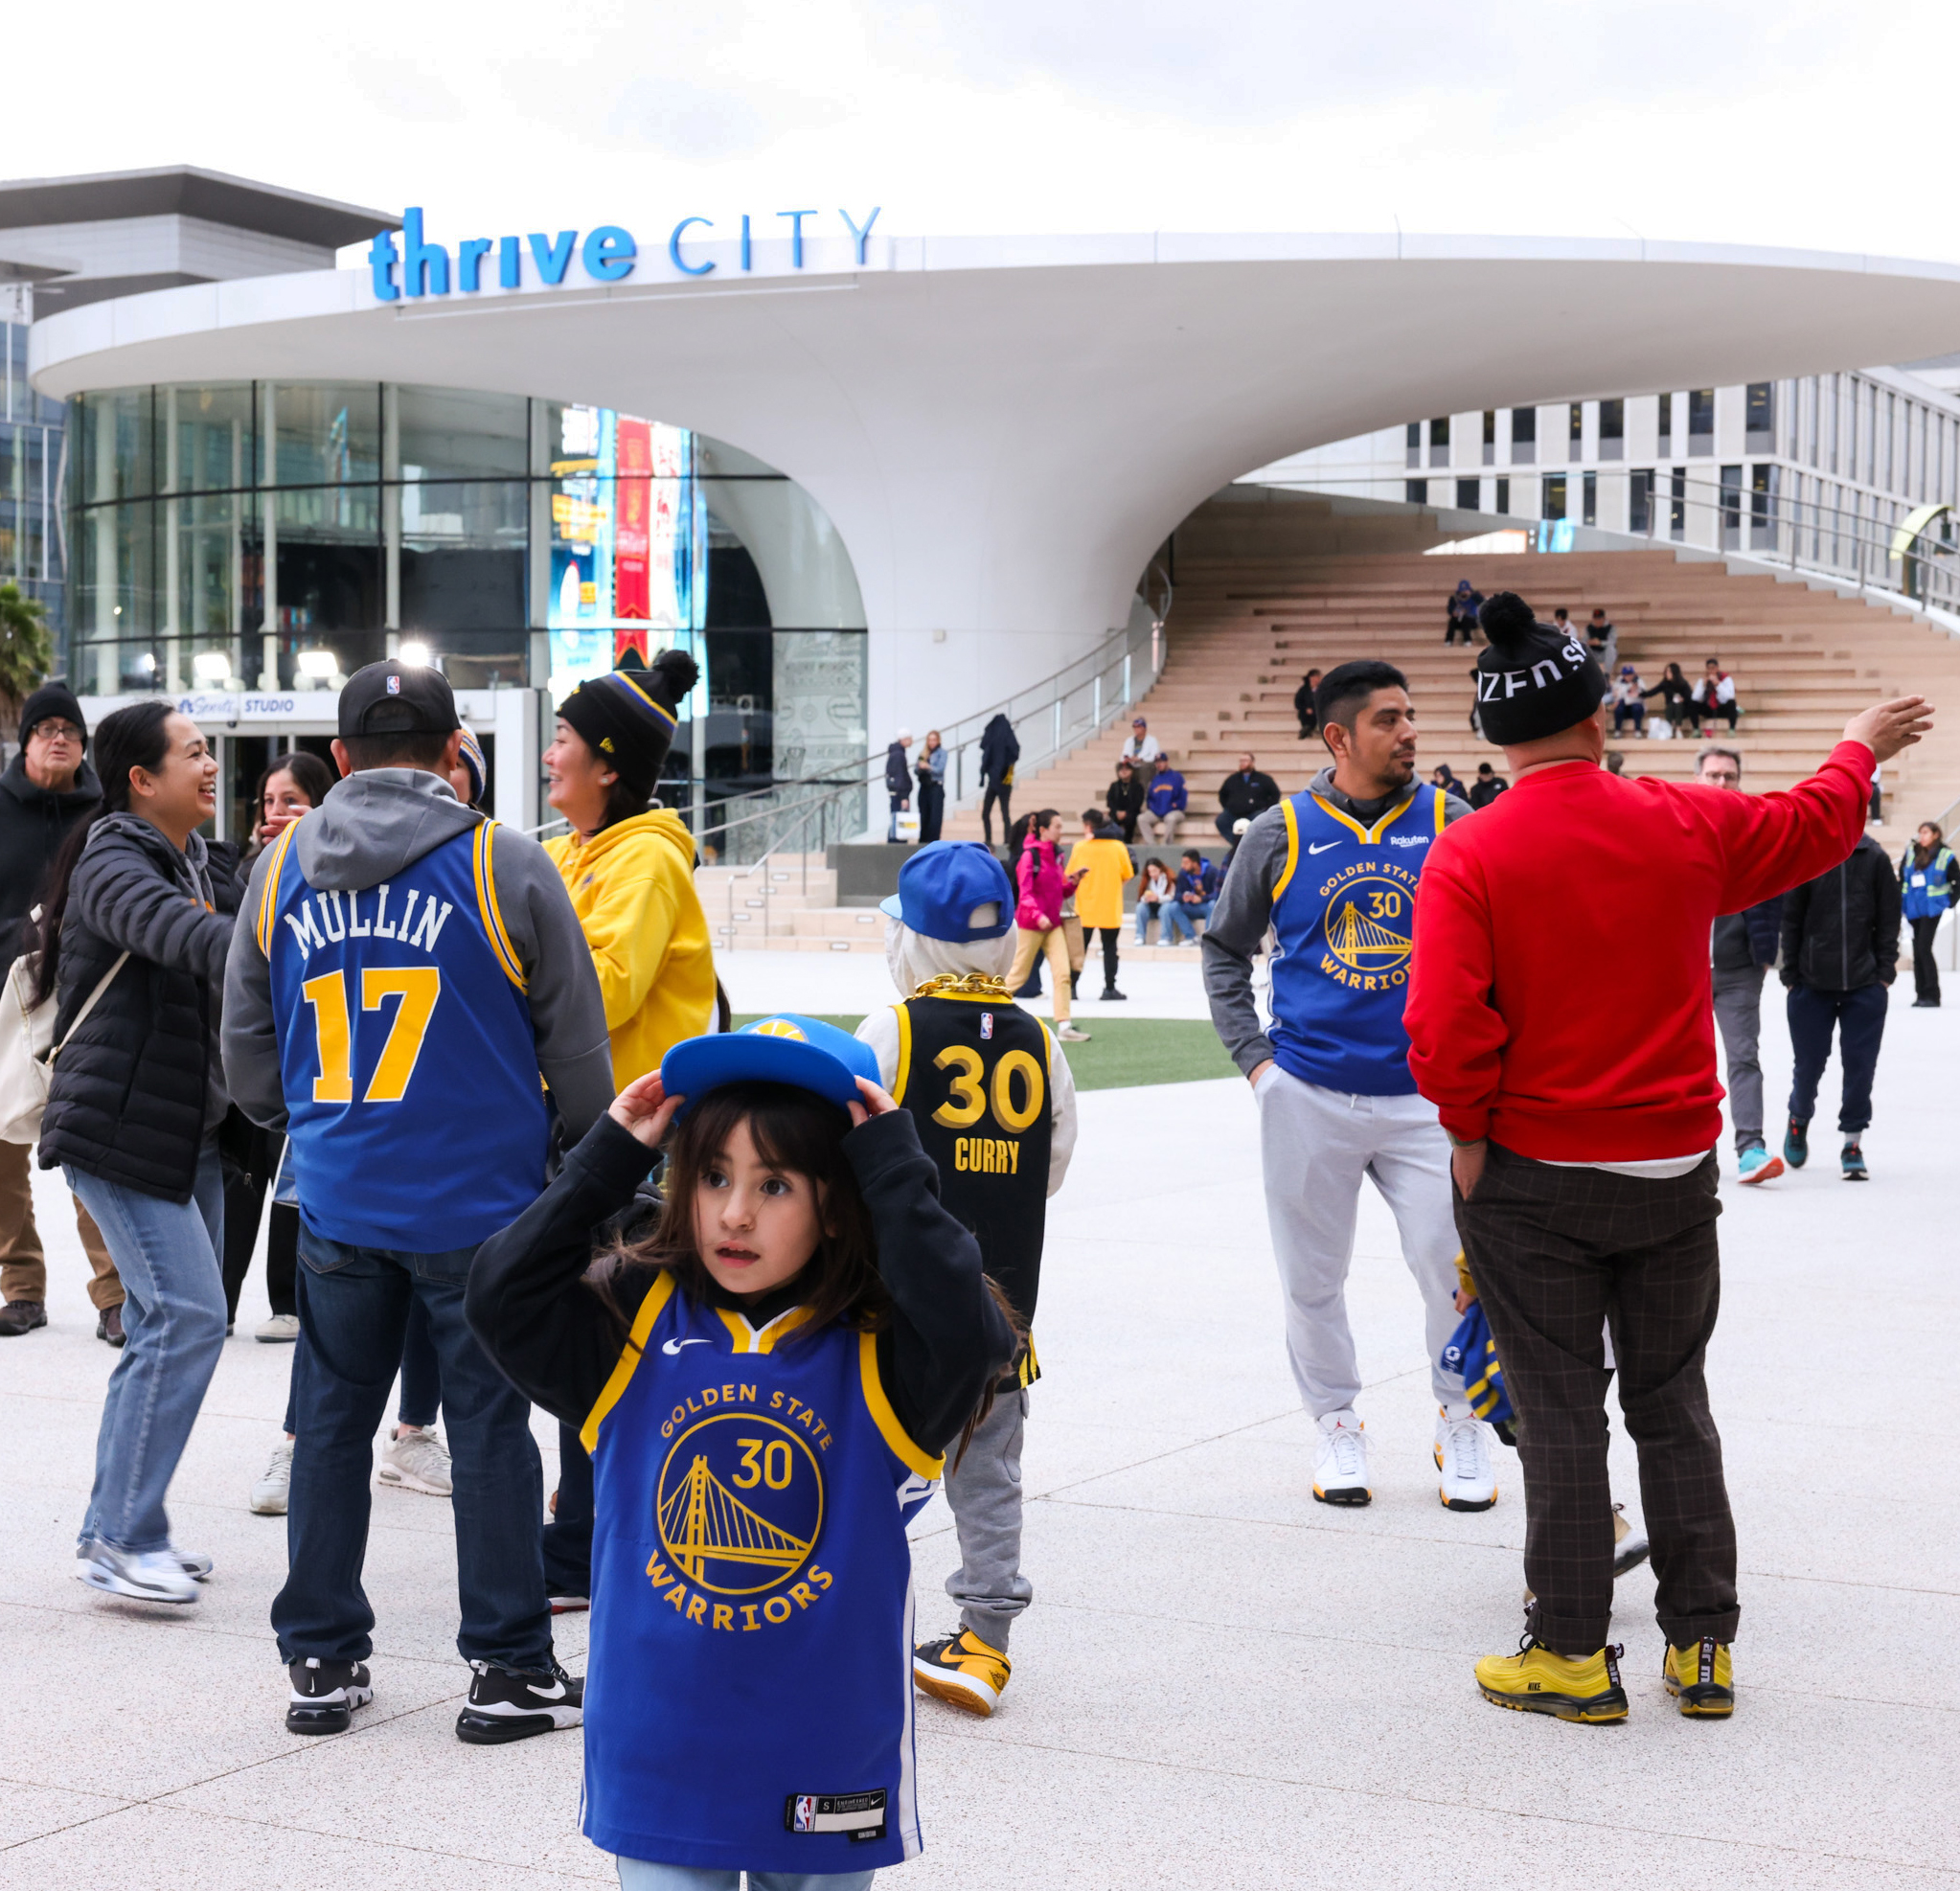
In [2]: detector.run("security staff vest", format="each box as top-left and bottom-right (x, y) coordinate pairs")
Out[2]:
(1903, 845), (1955, 921)
(1266, 785), (1447, 1097)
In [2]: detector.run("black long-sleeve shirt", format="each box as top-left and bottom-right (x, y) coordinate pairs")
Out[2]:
(467, 1108), (1014, 1457)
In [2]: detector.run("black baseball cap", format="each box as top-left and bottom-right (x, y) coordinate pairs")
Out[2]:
(337, 660), (460, 740)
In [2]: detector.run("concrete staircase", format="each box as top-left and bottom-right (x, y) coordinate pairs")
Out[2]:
(696, 857), (887, 953)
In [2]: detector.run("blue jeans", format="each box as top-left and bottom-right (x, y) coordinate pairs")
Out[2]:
(617, 1862), (873, 1891)
(1163, 899), (1211, 943)
(66, 1144), (227, 1555)
(279, 1286), (444, 1436)
(272, 1227), (551, 1670)
(1787, 982), (1889, 1134)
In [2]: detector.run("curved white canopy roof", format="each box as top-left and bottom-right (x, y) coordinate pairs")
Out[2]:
(34, 227), (1960, 729)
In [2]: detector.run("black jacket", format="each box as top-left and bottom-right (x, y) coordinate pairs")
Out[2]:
(1713, 895), (1784, 972)
(1468, 775), (1508, 809)
(1779, 833), (1901, 992)
(467, 1109), (1015, 1458)
(1105, 774), (1146, 820)
(883, 741), (911, 798)
(38, 818), (234, 1201)
(1218, 769), (1282, 822)
(978, 714), (1019, 788)
(1293, 678), (1318, 725)
(0, 755), (101, 966)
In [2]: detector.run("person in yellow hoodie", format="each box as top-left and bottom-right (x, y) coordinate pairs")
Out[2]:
(1067, 807), (1135, 1003)
(537, 646), (716, 1610)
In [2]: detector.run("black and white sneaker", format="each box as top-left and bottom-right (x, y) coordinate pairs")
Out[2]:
(454, 1657), (584, 1745)
(286, 1656), (374, 1735)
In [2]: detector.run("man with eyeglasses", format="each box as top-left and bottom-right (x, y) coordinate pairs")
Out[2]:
(0, 683), (126, 1340)
(1698, 746), (1787, 1185)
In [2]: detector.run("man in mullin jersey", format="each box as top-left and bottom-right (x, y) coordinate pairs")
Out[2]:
(855, 842), (1078, 1717)
(223, 661), (615, 1744)
(1203, 660), (1500, 1512)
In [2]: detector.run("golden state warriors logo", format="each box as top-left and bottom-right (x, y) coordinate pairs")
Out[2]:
(752, 1018), (809, 1041)
(1325, 876), (1412, 974)
(656, 1414), (824, 1598)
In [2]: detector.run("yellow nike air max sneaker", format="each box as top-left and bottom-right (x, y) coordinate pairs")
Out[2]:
(1663, 1637), (1735, 1718)
(913, 1629), (1012, 1718)
(1474, 1638), (1629, 1722)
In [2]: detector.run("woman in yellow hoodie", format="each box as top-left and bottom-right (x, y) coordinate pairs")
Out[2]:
(538, 647), (716, 1609)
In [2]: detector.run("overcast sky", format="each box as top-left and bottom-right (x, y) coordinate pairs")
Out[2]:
(10, 0), (1960, 265)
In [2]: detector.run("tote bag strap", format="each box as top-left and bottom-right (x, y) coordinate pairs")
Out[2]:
(46, 952), (130, 1066)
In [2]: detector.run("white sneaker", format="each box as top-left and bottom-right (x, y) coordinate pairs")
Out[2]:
(378, 1426), (453, 1497)
(251, 1437), (294, 1515)
(1057, 1024), (1092, 1042)
(172, 1548), (215, 1581)
(1434, 1405), (1498, 1512)
(255, 1312), (301, 1343)
(1312, 1410), (1371, 1506)
(75, 1541), (200, 1605)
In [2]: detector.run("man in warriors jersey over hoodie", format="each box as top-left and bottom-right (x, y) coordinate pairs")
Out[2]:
(1203, 660), (1497, 1513)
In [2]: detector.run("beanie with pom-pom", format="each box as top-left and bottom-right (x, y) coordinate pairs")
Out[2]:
(557, 645), (699, 797)
(1473, 591), (1606, 745)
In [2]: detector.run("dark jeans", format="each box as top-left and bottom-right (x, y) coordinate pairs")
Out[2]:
(1787, 982), (1888, 1134)
(273, 1228), (551, 1670)
(1611, 704), (1645, 734)
(1691, 700), (1739, 731)
(1088, 924), (1120, 989)
(1910, 915), (1943, 1004)
(280, 1287), (443, 1435)
(981, 783), (1012, 847)
(1455, 1147), (1736, 1653)
(543, 1422), (594, 1599)
(1444, 622), (1474, 646)
(917, 780), (945, 845)
(218, 1112), (296, 1321)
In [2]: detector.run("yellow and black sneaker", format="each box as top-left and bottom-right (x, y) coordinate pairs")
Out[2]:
(913, 1629), (1011, 1718)
(1663, 1636), (1735, 1718)
(1474, 1637), (1629, 1722)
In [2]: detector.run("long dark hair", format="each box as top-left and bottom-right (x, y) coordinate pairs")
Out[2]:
(255, 750), (336, 823)
(31, 700), (175, 1008)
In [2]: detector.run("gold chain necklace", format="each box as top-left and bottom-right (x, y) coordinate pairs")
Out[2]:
(910, 971), (1013, 1000)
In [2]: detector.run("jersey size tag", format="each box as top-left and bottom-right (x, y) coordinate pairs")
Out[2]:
(786, 1789), (887, 1839)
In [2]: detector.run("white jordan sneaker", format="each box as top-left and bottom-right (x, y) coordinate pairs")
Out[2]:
(1312, 1410), (1372, 1506)
(1434, 1405), (1498, 1512)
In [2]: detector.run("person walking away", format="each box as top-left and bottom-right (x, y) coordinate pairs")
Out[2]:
(884, 729), (914, 842)
(1403, 587), (1928, 1722)
(538, 649), (716, 1611)
(1445, 581), (1482, 647)
(1780, 829), (1901, 1180)
(856, 843), (1076, 1715)
(1468, 763), (1508, 809)
(1067, 809), (1134, 1001)
(1644, 662), (1693, 732)
(37, 703), (232, 1606)
(1105, 756), (1145, 843)
(1901, 821), (1957, 1006)
(1139, 752), (1186, 845)
(0, 682), (124, 1342)
(1696, 746), (1786, 1184)
(979, 712), (1018, 849)
(915, 729), (948, 845)
(1610, 666), (1647, 735)
(1294, 668), (1323, 739)
(467, 1018), (1013, 1883)
(223, 660), (616, 1742)
(1203, 661), (1493, 1512)
(1216, 753), (1281, 852)
(1134, 856), (1175, 942)
(1691, 659), (1739, 732)
(1162, 847), (1219, 944)
(1119, 717), (1160, 766)
(1005, 810), (1089, 1042)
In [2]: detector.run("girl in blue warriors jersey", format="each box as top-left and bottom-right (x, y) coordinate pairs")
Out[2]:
(468, 1014), (1014, 1891)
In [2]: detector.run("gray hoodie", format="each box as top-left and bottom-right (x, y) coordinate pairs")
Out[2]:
(222, 767), (614, 1143)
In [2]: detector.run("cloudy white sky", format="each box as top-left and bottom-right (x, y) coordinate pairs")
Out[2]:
(10, 0), (1960, 262)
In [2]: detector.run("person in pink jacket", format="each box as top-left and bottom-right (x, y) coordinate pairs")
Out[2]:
(1004, 810), (1090, 1041)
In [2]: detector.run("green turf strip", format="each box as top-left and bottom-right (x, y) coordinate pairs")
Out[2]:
(731, 1014), (1237, 1092)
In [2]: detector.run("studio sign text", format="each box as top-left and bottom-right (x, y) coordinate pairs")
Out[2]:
(367, 206), (882, 300)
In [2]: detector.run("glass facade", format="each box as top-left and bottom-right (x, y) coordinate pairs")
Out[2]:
(1, 316), (66, 638)
(65, 380), (868, 803)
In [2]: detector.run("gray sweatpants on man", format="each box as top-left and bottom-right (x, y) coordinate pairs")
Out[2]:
(1711, 964), (1767, 1151)
(1256, 1065), (1468, 1420)
(943, 1390), (1031, 1650)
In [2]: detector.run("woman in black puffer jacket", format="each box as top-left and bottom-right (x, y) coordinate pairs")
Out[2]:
(34, 700), (233, 1606)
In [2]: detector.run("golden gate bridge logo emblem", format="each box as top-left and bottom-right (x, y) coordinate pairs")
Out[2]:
(656, 1415), (825, 1597)
(1324, 877), (1413, 974)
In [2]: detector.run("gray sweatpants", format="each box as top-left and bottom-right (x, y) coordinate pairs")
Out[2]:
(942, 1389), (1030, 1651)
(1711, 964), (1767, 1151)
(1255, 1064), (1467, 1420)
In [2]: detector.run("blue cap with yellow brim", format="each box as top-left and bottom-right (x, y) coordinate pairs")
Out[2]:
(660, 1013), (881, 1112)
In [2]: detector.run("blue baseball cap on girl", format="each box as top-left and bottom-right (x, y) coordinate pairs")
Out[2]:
(661, 1014), (881, 1111)
(878, 840), (1012, 942)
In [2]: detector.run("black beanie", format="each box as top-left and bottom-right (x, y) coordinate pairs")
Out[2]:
(18, 680), (85, 748)
(1473, 593), (1607, 745)
(557, 647), (699, 797)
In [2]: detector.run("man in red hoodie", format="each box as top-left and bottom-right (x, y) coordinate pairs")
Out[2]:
(1405, 590), (1930, 1726)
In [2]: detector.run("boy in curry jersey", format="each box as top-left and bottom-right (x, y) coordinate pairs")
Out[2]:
(855, 842), (1078, 1717)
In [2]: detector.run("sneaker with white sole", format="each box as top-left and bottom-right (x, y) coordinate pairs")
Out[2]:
(454, 1658), (584, 1744)
(286, 1656), (374, 1735)
(75, 1540), (200, 1606)
(172, 1548), (214, 1582)
(1056, 1024), (1091, 1042)
(378, 1426), (452, 1496)
(1434, 1405), (1498, 1512)
(1312, 1410), (1371, 1505)
(255, 1312), (301, 1343)
(251, 1437), (294, 1515)
(913, 1629), (1012, 1717)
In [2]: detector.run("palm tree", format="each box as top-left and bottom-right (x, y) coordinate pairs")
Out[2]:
(0, 583), (53, 734)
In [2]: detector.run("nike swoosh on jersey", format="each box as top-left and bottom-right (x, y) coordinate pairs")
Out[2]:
(1307, 840), (1341, 855)
(661, 1337), (713, 1356)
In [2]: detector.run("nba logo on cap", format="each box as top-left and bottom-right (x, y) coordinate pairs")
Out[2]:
(791, 1796), (817, 1833)
(386, 675), (401, 695)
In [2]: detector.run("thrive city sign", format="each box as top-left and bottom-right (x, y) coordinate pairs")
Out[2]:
(366, 206), (883, 299)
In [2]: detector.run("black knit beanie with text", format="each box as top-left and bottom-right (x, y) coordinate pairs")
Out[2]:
(1473, 593), (1607, 745)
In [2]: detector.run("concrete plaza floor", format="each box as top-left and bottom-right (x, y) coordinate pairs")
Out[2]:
(2, 971), (1956, 1888)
